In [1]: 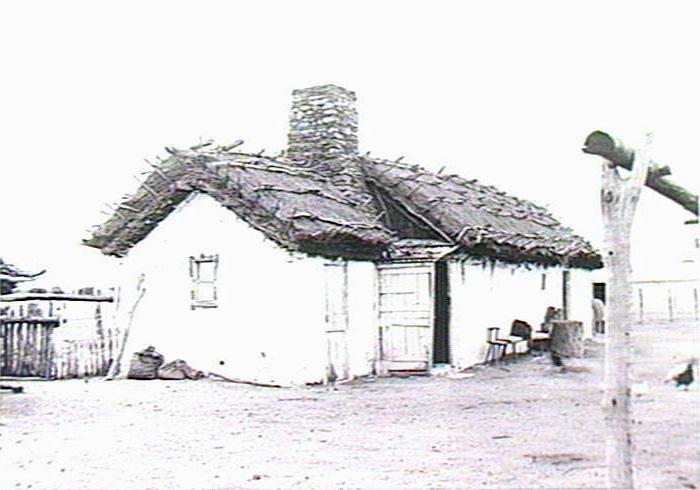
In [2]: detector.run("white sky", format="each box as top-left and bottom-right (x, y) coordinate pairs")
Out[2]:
(1, 1), (698, 289)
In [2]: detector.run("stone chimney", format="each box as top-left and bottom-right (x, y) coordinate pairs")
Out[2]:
(288, 84), (359, 162)
(287, 85), (370, 203)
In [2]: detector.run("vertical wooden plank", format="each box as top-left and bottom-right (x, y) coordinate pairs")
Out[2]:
(1, 322), (8, 376)
(74, 342), (79, 378)
(7, 323), (14, 375)
(73, 342), (80, 378)
(11, 323), (18, 376)
(57, 344), (64, 380)
(71, 341), (77, 378)
(3, 322), (10, 376)
(90, 341), (97, 376)
(41, 322), (49, 377)
(18, 323), (24, 375)
(562, 270), (571, 320)
(17, 323), (24, 376)
(36, 323), (43, 377)
(42, 322), (48, 379)
(27, 323), (34, 376)
(43, 323), (53, 379)
(86, 341), (92, 377)
(63, 340), (69, 379)
(33, 323), (41, 377)
(0, 322), (5, 376)
(104, 326), (112, 375)
(20, 322), (28, 376)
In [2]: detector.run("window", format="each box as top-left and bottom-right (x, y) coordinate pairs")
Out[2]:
(190, 254), (219, 309)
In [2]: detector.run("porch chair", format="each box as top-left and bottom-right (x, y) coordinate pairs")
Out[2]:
(501, 319), (531, 357)
(485, 327), (509, 364)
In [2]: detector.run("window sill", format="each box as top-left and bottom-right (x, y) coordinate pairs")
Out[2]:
(191, 302), (218, 310)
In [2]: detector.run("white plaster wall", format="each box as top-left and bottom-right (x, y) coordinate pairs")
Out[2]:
(448, 262), (593, 369)
(568, 269), (595, 338)
(115, 192), (329, 386)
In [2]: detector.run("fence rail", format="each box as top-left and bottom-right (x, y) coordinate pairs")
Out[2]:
(631, 280), (699, 323)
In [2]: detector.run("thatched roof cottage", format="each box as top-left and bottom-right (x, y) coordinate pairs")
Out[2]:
(86, 85), (601, 385)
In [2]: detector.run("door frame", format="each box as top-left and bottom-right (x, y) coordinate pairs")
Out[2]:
(375, 261), (435, 374)
(323, 261), (350, 381)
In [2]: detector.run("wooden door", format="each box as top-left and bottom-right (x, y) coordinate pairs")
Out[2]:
(324, 262), (350, 381)
(377, 263), (433, 371)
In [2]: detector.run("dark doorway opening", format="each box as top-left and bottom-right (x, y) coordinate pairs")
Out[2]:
(433, 261), (450, 364)
(593, 282), (606, 303)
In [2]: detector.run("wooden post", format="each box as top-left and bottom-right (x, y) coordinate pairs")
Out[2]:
(43, 322), (55, 379)
(105, 274), (146, 380)
(599, 134), (651, 489)
(562, 270), (571, 320)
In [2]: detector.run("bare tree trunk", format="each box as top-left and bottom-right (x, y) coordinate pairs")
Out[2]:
(600, 136), (650, 489)
(104, 274), (146, 380)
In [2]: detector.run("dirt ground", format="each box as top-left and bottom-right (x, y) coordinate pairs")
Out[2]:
(1, 321), (698, 490)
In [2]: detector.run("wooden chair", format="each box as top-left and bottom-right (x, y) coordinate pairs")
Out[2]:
(501, 320), (531, 357)
(485, 327), (509, 363)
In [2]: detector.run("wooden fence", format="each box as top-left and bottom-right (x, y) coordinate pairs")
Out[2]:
(631, 279), (699, 323)
(0, 317), (121, 379)
(52, 326), (121, 378)
(0, 318), (58, 378)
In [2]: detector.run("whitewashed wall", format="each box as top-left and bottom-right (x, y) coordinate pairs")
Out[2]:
(448, 262), (593, 369)
(568, 268), (595, 338)
(115, 192), (334, 386)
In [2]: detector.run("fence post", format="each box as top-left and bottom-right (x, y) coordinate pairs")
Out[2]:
(43, 322), (55, 379)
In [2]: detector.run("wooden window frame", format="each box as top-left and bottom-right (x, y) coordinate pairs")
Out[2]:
(189, 254), (219, 309)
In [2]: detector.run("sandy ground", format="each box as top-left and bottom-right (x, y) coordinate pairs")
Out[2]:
(1, 321), (698, 490)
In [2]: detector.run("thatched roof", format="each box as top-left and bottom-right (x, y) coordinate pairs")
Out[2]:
(363, 157), (601, 269)
(86, 146), (600, 268)
(84, 146), (393, 260)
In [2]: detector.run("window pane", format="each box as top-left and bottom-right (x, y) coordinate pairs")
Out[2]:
(196, 283), (216, 302)
(197, 261), (216, 282)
